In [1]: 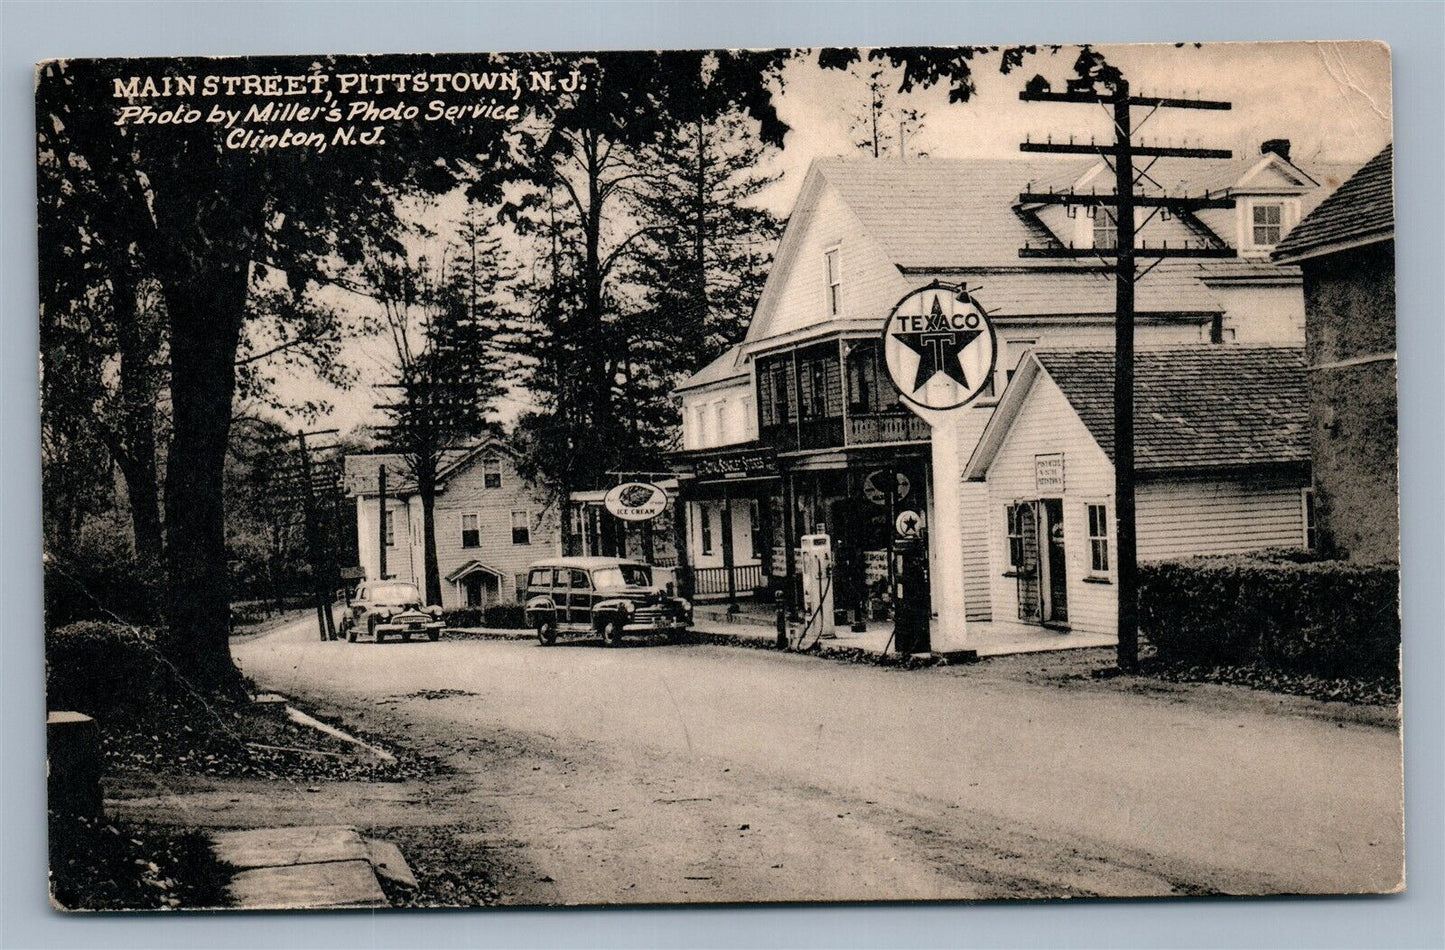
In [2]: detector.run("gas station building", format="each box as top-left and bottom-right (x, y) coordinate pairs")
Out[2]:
(668, 152), (1351, 648)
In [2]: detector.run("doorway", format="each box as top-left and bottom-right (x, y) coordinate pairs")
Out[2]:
(1014, 500), (1068, 626)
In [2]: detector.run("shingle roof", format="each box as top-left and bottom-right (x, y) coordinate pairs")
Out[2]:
(673, 344), (747, 393)
(1033, 345), (1308, 473)
(1272, 145), (1394, 263)
(343, 443), (501, 496)
(913, 267), (1221, 316)
(816, 157), (1094, 269)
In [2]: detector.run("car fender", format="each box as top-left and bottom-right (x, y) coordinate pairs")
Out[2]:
(525, 596), (557, 616)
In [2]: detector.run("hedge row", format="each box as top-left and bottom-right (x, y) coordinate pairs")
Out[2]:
(46, 621), (175, 723)
(443, 604), (528, 630)
(1138, 554), (1400, 679)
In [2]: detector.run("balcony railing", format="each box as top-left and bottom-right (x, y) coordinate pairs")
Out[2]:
(847, 411), (931, 444)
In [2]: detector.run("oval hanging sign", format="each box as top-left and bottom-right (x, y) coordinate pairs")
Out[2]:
(604, 482), (668, 522)
(882, 282), (997, 412)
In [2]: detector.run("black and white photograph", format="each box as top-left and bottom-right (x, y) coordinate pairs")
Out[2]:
(36, 39), (1403, 912)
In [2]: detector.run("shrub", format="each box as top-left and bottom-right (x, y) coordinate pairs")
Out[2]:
(443, 604), (528, 630)
(46, 621), (171, 723)
(1138, 555), (1400, 679)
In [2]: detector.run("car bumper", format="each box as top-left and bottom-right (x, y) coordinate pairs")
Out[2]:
(622, 618), (688, 633)
(375, 621), (444, 634)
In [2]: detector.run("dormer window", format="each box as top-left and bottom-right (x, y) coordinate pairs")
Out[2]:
(1251, 202), (1284, 247)
(824, 247), (842, 316)
(1092, 209), (1118, 249)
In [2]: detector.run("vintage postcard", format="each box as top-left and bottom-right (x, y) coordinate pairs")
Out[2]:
(39, 41), (1400, 910)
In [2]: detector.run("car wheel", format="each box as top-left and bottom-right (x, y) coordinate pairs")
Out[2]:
(346, 619), (358, 643)
(537, 619), (557, 646)
(599, 618), (620, 647)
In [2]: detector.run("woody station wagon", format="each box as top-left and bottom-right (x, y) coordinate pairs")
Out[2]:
(523, 557), (692, 646)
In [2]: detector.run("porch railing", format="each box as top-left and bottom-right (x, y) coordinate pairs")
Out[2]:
(688, 564), (765, 598)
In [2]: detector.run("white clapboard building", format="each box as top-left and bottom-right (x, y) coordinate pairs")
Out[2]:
(343, 441), (561, 609)
(962, 346), (1311, 637)
(668, 146), (1352, 635)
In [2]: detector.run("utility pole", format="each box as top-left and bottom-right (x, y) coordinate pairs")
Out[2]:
(1018, 78), (1236, 671)
(296, 430), (340, 641)
(377, 463), (389, 581)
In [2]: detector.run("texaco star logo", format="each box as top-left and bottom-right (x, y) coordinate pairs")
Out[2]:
(881, 283), (997, 411)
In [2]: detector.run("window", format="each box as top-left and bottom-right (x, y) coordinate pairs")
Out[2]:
(514, 573), (528, 602)
(460, 513), (480, 548)
(482, 456), (502, 489)
(1093, 209), (1118, 249)
(570, 569), (590, 590)
(383, 510), (396, 547)
(771, 362), (791, 423)
(511, 509), (532, 546)
(824, 247), (842, 316)
(1087, 503), (1110, 574)
(1252, 203), (1283, 247)
(806, 360), (829, 418)
(749, 500), (762, 560)
(700, 506), (714, 555)
(1006, 504), (1026, 569)
(528, 568), (551, 588)
(713, 401), (726, 443)
(1302, 488), (1318, 550)
(847, 350), (871, 413)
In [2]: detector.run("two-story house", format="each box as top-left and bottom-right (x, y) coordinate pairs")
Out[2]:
(343, 440), (561, 609)
(669, 145), (1356, 631)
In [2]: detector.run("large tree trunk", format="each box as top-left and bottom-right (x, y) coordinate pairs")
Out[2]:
(418, 469), (443, 607)
(109, 264), (164, 572)
(158, 261), (249, 694)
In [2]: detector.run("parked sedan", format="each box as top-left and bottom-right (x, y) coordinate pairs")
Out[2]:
(340, 580), (444, 643)
(523, 557), (691, 646)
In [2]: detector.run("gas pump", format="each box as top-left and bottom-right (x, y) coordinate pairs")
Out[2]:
(892, 528), (931, 655)
(788, 533), (835, 650)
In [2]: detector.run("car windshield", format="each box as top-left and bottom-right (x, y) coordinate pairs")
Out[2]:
(372, 583), (421, 603)
(591, 565), (652, 589)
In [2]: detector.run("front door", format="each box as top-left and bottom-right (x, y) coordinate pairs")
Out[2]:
(464, 574), (484, 607)
(1041, 499), (1068, 624)
(1015, 503), (1042, 622)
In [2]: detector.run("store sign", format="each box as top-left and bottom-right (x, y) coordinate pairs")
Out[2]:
(863, 469), (911, 506)
(693, 451), (774, 480)
(1035, 453), (1065, 493)
(882, 282), (997, 412)
(895, 509), (925, 538)
(603, 482), (668, 522)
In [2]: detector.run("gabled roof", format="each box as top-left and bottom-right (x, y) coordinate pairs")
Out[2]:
(343, 439), (514, 497)
(965, 345), (1308, 479)
(1273, 144), (1394, 263)
(673, 344), (748, 394)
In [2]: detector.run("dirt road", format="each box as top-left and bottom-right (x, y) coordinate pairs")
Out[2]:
(226, 617), (1403, 905)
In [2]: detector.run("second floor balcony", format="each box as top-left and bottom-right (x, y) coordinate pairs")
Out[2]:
(756, 337), (933, 453)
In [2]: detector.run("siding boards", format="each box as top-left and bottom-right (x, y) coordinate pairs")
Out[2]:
(1137, 479), (1305, 559)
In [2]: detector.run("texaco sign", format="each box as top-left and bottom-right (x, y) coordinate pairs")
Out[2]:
(882, 282), (997, 412)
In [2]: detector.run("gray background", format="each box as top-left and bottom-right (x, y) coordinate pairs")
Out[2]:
(2, 2), (1440, 947)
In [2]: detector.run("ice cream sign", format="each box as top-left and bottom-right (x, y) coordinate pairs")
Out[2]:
(603, 482), (668, 522)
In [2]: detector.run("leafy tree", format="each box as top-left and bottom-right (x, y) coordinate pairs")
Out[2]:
(36, 54), (530, 690)
(846, 61), (927, 159)
(367, 222), (510, 606)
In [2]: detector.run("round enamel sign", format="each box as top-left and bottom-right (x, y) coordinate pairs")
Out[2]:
(603, 482), (668, 522)
(881, 283), (997, 411)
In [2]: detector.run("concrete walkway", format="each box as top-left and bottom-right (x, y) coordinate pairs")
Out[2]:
(690, 609), (1116, 658)
(211, 825), (415, 910)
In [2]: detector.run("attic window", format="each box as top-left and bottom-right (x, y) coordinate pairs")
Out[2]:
(1251, 203), (1284, 247)
(483, 456), (502, 489)
(824, 247), (842, 316)
(1092, 210), (1118, 249)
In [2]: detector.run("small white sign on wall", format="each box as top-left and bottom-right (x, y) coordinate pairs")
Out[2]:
(1035, 453), (1065, 494)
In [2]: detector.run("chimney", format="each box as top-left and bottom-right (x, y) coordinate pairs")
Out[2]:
(1260, 139), (1291, 162)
